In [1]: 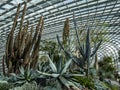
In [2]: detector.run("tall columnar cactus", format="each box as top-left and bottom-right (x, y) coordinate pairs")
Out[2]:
(57, 13), (102, 77)
(3, 2), (44, 75)
(62, 18), (70, 44)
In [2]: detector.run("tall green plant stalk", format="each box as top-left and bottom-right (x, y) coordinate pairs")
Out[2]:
(3, 2), (44, 75)
(62, 18), (70, 45)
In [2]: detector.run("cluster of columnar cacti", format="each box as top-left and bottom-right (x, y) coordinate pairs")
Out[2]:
(62, 18), (70, 44)
(3, 2), (44, 75)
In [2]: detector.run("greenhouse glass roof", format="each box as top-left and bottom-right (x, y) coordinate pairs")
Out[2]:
(0, 0), (120, 72)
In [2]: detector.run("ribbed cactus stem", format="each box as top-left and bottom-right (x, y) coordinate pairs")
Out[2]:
(19, 2), (27, 32)
(11, 4), (20, 34)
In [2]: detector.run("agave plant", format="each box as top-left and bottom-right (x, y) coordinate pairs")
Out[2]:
(56, 13), (102, 77)
(10, 63), (36, 86)
(37, 54), (83, 90)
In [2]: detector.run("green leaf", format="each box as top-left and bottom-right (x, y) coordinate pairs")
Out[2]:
(73, 12), (85, 58)
(56, 80), (62, 90)
(57, 35), (72, 58)
(90, 39), (102, 57)
(59, 76), (80, 90)
(10, 73), (17, 77)
(59, 76), (70, 89)
(61, 59), (72, 74)
(46, 55), (57, 73)
(26, 63), (31, 78)
(19, 66), (25, 75)
(67, 74), (84, 77)
(57, 56), (62, 73)
(10, 73), (24, 80)
(15, 80), (26, 85)
(25, 64), (32, 79)
(37, 71), (59, 78)
(16, 76), (25, 80)
(85, 28), (91, 59)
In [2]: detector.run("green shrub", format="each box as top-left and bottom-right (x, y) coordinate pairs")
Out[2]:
(98, 56), (116, 79)
(109, 85), (119, 90)
(10, 82), (39, 90)
(94, 79), (120, 90)
(105, 82), (119, 90)
(0, 82), (13, 90)
(94, 79), (110, 90)
(74, 76), (94, 89)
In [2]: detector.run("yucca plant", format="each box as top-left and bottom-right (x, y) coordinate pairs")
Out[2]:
(56, 13), (102, 77)
(37, 54), (83, 90)
(3, 2), (44, 75)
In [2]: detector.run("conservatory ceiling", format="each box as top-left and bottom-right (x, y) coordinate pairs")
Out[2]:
(0, 0), (120, 71)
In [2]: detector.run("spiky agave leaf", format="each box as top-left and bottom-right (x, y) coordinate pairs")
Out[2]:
(19, 66), (25, 76)
(56, 55), (62, 73)
(57, 34), (84, 68)
(46, 55), (57, 73)
(57, 35), (72, 58)
(37, 71), (59, 78)
(61, 59), (72, 74)
(90, 39), (102, 57)
(85, 28), (91, 60)
(73, 12), (85, 59)
(59, 76), (80, 90)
